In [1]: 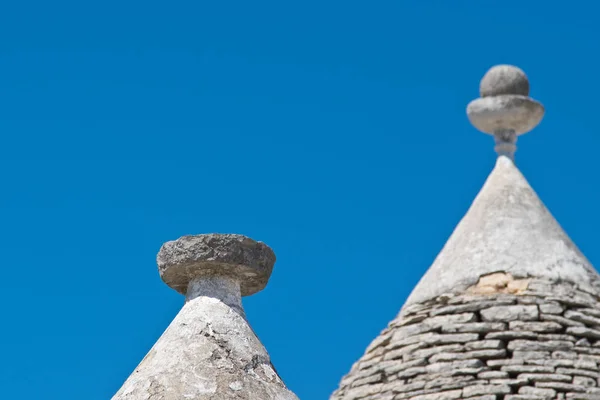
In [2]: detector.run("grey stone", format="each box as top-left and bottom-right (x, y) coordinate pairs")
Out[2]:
(429, 349), (506, 363)
(501, 365), (554, 374)
(572, 376), (597, 388)
(488, 359), (524, 367)
(566, 394), (600, 400)
(509, 321), (563, 333)
(478, 371), (509, 379)
(576, 339), (592, 347)
(479, 65), (530, 97)
(539, 302), (564, 314)
(553, 351), (578, 359)
(462, 384), (511, 397)
(112, 277), (297, 400)
(519, 386), (557, 399)
(489, 378), (529, 386)
(409, 344), (464, 359)
(486, 331), (538, 340)
(518, 373), (572, 382)
(512, 351), (551, 360)
(410, 389), (463, 400)
(351, 373), (383, 387)
(538, 334), (578, 343)
(527, 359), (575, 368)
(467, 92), (544, 135)
(567, 327), (600, 340)
(481, 305), (539, 322)
(465, 340), (504, 350)
(429, 300), (514, 316)
(556, 368), (600, 379)
(565, 311), (600, 327)
(396, 367), (427, 379)
(508, 340), (573, 352)
(442, 322), (506, 333)
(541, 314), (585, 327)
(426, 359), (485, 374)
(535, 382), (587, 392)
(157, 233), (276, 296)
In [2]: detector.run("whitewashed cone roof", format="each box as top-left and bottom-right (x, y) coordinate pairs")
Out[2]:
(331, 66), (600, 400)
(112, 234), (298, 400)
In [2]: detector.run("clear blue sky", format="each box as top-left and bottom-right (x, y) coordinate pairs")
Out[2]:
(1, 1), (599, 399)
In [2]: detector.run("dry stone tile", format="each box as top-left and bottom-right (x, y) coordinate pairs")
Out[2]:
(519, 385), (557, 398)
(409, 389), (463, 400)
(442, 322), (506, 333)
(539, 302), (565, 314)
(565, 311), (600, 327)
(465, 340), (505, 350)
(567, 327), (600, 340)
(481, 305), (539, 322)
(486, 331), (538, 340)
(517, 373), (572, 383)
(541, 314), (585, 327)
(535, 381), (587, 392)
(572, 376), (597, 388)
(501, 365), (555, 374)
(462, 383), (511, 396)
(430, 300), (515, 316)
(508, 340), (573, 352)
(509, 321), (563, 332)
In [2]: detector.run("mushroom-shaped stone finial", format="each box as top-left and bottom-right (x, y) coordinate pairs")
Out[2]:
(467, 65), (545, 160)
(157, 233), (275, 305)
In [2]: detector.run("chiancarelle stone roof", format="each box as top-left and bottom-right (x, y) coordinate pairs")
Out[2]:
(331, 65), (600, 400)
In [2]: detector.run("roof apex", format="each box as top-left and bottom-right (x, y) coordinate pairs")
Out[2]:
(404, 156), (599, 308)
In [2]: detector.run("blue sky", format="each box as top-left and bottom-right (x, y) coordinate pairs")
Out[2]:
(1, 1), (599, 399)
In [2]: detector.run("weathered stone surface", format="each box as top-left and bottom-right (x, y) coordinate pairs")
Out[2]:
(481, 305), (539, 322)
(113, 278), (297, 400)
(465, 340), (504, 350)
(509, 321), (562, 333)
(442, 322), (506, 333)
(508, 340), (573, 352)
(462, 383), (511, 396)
(541, 314), (585, 327)
(157, 234), (276, 296)
(572, 376), (597, 388)
(519, 385), (557, 398)
(517, 373), (572, 383)
(502, 365), (554, 374)
(539, 302), (565, 314)
(410, 389), (463, 400)
(486, 331), (538, 340)
(567, 327), (600, 340)
(331, 280), (600, 400)
(402, 156), (600, 308)
(114, 234), (297, 400)
(565, 311), (600, 327)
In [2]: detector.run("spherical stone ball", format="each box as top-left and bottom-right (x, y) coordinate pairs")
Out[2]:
(480, 65), (530, 98)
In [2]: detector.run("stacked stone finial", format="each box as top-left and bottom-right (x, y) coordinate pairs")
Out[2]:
(467, 65), (545, 160)
(112, 233), (298, 400)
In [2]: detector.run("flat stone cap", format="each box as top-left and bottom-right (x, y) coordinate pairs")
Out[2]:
(157, 233), (276, 296)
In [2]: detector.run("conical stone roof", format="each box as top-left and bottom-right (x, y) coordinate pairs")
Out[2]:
(112, 234), (298, 400)
(331, 66), (600, 400)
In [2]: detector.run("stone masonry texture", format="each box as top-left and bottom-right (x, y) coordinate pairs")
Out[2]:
(330, 277), (600, 400)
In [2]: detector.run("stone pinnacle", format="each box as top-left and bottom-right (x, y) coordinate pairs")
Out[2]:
(466, 65), (545, 160)
(113, 233), (298, 399)
(157, 233), (276, 296)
